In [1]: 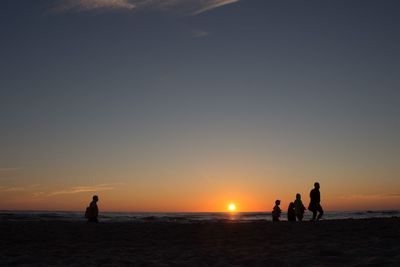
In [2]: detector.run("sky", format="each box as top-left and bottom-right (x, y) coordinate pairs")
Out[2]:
(0, 0), (399, 212)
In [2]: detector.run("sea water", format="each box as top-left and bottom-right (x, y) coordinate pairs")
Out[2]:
(0, 210), (399, 222)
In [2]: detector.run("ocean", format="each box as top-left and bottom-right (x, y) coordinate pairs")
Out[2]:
(0, 210), (399, 223)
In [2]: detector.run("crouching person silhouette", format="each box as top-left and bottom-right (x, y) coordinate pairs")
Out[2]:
(85, 195), (99, 223)
(272, 200), (282, 222)
(294, 193), (306, 221)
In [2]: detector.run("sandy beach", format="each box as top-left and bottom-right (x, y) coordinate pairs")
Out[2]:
(1, 217), (399, 266)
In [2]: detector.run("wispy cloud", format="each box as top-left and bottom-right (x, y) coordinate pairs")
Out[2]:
(53, 0), (240, 15)
(340, 193), (400, 200)
(192, 29), (209, 38)
(32, 192), (46, 198)
(1, 182), (120, 198)
(0, 167), (24, 172)
(0, 184), (43, 192)
(190, 0), (239, 15)
(47, 183), (115, 196)
(53, 0), (136, 12)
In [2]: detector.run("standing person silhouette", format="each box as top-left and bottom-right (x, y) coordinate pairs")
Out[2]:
(308, 182), (324, 220)
(85, 195), (99, 223)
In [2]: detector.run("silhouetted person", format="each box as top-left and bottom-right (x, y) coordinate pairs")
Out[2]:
(294, 193), (306, 221)
(287, 202), (296, 222)
(85, 195), (99, 223)
(308, 182), (324, 220)
(272, 200), (281, 222)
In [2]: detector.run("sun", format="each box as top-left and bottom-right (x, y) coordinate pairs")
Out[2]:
(228, 203), (237, 212)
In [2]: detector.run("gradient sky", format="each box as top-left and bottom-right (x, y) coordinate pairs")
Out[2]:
(1, 0), (399, 212)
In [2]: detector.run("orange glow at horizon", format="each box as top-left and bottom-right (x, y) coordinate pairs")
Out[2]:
(1, 191), (400, 212)
(1, 176), (399, 212)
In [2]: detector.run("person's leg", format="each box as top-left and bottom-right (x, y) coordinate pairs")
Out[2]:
(317, 205), (324, 220)
(88, 217), (98, 223)
(296, 214), (303, 221)
(312, 210), (317, 220)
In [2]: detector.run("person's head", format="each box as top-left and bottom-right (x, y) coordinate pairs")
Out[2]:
(92, 195), (99, 202)
(314, 182), (320, 189)
(288, 202), (294, 209)
(275, 199), (281, 205)
(296, 193), (301, 200)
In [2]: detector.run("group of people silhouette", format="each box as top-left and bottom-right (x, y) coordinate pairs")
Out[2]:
(85, 182), (324, 223)
(272, 182), (324, 222)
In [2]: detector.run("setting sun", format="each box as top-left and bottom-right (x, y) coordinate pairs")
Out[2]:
(228, 203), (237, 212)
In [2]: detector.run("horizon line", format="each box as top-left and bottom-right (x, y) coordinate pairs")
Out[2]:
(1, 208), (398, 213)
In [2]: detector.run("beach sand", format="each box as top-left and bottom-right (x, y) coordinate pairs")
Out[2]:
(1, 218), (399, 266)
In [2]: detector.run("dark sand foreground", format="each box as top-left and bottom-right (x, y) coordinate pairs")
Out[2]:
(1, 218), (399, 266)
